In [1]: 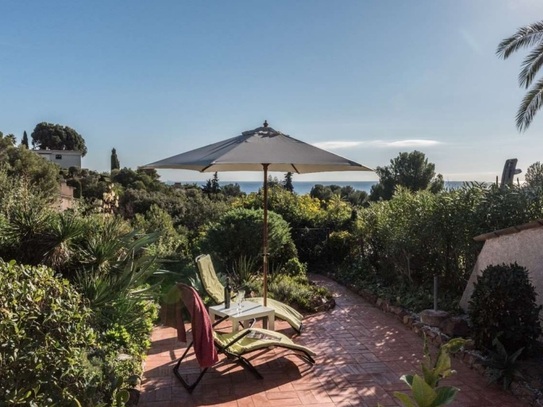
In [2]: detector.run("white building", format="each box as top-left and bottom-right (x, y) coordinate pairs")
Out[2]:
(34, 150), (82, 169)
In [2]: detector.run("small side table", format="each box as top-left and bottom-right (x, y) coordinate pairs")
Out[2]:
(209, 301), (275, 333)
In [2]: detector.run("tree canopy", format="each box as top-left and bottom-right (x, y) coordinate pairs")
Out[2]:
(0, 131), (60, 196)
(310, 184), (368, 207)
(202, 172), (221, 194)
(31, 122), (88, 156)
(525, 161), (543, 188)
(369, 150), (444, 201)
(497, 20), (543, 131)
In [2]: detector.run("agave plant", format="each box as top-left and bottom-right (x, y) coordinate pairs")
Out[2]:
(482, 337), (525, 390)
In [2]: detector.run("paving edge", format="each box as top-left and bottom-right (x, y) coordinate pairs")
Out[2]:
(327, 276), (543, 407)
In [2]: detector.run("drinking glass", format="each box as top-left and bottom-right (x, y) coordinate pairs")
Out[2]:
(236, 289), (245, 314)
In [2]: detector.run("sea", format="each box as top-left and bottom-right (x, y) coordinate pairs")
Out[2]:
(182, 180), (469, 195)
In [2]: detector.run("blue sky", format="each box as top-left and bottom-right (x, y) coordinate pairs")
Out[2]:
(2, 1), (543, 183)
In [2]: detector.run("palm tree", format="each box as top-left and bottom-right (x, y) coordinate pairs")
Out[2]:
(497, 21), (543, 131)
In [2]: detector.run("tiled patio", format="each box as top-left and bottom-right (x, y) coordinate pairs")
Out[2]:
(138, 275), (527, 407)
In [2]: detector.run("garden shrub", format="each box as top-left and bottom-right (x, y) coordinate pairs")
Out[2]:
(132, 204), (191, 260)
(324, 230), (356, 265)
(234, 185), (321, 229)
(345, 184), (543, 312)
(468, 263), (542, 353)
(70, 218), (160, 389)
(314, 194), (352, 230)
(0, 260), (102, 406)
(200, 208), (298, 272)
(278, 257), (307, 276)
(265, 274), (333, 312)
(290, 226), (327, 265)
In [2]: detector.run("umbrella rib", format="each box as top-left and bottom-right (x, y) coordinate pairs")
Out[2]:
(291, 164), (300, 174)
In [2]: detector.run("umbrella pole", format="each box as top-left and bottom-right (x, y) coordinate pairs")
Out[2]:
(262, 164), (269, 307)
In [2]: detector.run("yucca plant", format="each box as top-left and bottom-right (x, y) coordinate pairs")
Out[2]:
(73, 217), (162, 390)
(74, 219), (162, 308)
(230, 254), (259, 290)
(41, 210), (87, 272)
(0, 172), (72, 267)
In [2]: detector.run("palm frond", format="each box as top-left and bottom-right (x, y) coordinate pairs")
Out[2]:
(42, 212), (86, 269)
(519, 42), (543, 88)
(497, 21), (543, 59)
(516, 76), (543, 131)
(76, 251), (160, 308)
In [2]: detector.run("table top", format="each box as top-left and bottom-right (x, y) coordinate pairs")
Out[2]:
(209, 300), (274, 319)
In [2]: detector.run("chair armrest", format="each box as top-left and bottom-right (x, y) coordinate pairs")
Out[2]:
(212, 315), (230, 328)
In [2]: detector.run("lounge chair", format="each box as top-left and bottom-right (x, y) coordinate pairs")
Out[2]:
(173, 283), (315, 393)
(195, 254), (304, 334)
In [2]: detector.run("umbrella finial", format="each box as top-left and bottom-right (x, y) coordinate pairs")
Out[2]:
(263, 120), (268, 128)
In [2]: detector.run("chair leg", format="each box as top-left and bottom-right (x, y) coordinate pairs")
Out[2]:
(299, 352), (315, 365)
(173, 341), (209, 393)
(221, 348), (263, 379)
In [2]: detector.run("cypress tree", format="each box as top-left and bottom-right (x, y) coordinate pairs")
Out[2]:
(21, 131), (29, 148)
(111, 148), (120, 171)
(283, 172), (294, 192)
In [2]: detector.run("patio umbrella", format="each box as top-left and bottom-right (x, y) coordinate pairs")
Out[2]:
(143, 121), (373, 305)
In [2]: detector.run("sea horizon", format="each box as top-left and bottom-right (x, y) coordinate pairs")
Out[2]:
(170, 180), (476, 195)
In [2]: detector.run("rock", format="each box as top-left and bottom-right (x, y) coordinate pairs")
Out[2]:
(397, 309), (409, 319)
(442, 315), (470, 337)
(389, 305), (403, 315)
(403, 315), (414, 326)
(363, 291), (378, 304)
(419, 309), (450, 328)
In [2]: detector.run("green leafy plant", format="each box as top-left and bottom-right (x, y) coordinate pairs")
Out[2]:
(230, 254), (259, 289)
(332, 182), (543, 315)
(279, 257), (307, 276)
(482, 337), (525, 390)
(200, 207), (297, 272)
(468, 263), (542, 353)
(0, 260), (102, 406)
(385, 337), (465, 407)
(266, 274), (333, 312)
(72, 218), (160, 394)
(324, 230), (355, 265)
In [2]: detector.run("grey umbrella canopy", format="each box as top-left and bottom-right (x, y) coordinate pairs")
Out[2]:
(143, 121), (373, 304)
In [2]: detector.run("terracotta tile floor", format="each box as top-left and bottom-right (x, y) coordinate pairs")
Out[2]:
(139, 275), (527, 406)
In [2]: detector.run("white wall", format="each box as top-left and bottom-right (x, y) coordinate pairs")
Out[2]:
(35, 151), (81, 169)
(460, 228), (543, 319)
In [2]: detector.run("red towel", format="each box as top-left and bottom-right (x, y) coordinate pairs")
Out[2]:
(176, 283), (219, 368)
